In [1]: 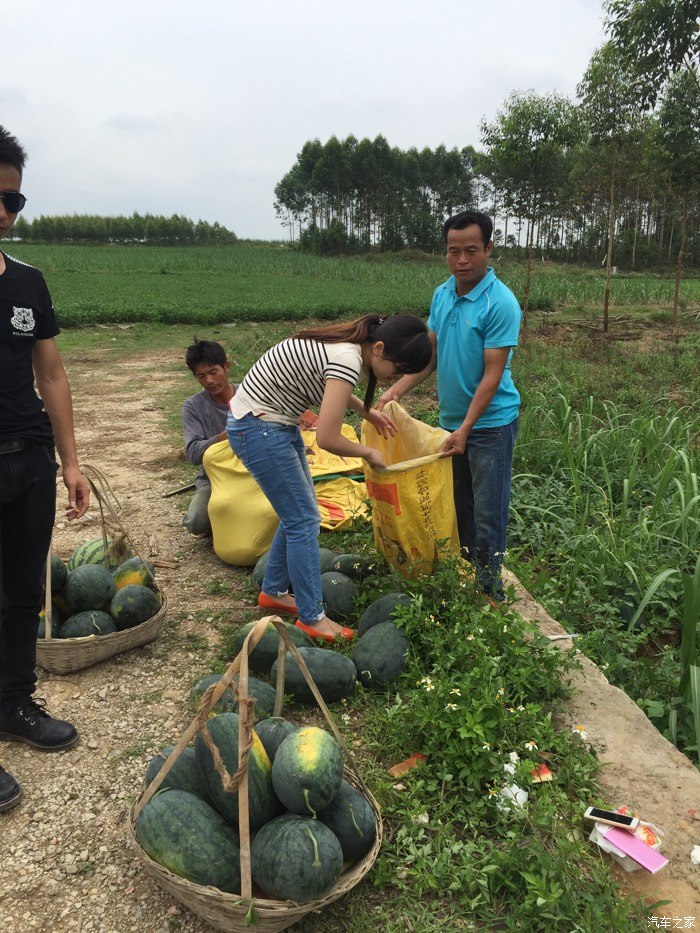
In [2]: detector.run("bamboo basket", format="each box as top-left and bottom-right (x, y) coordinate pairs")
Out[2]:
(36, 466), (168, 674)
(128, 616), (383, 932)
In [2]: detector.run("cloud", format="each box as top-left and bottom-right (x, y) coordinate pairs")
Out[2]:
(105, 113), (163, 134)
(3, 0), (606, 239)
(0, 87), (28, 107)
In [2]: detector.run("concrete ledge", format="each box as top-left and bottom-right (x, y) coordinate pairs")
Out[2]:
(505, 568), (700, 914)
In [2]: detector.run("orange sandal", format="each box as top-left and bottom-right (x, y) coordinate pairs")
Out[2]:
(295, 619), (357, 642)
(257, 592), (298, 615)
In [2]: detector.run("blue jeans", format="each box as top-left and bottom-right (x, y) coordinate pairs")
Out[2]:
(227, 414), (324, 624)
(448, 418), (518, 599)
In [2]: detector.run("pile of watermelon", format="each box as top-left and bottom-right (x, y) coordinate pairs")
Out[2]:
(41, 537), (161, 640)
(133, 546), (413, 902)
(137, 719), (377, 902)
(251, 547), (413, 696)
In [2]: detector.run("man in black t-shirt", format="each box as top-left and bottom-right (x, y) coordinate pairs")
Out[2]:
(0, 127), (90, 813)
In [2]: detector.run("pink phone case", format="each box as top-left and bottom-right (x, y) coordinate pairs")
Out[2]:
(604, 827), (669, 873)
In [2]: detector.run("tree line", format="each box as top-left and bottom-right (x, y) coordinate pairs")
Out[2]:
(274, 1), (699, 327)
(274, 137), (475, 255)
(10, 213), (237, 246)
(275, 72), (698, 272)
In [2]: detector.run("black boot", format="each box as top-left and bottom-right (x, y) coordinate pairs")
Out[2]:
(0, 765), (22, 812)
(0, 697), (79, 751)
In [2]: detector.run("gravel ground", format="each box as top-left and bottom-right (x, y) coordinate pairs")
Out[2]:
(0, 349), (250, 933)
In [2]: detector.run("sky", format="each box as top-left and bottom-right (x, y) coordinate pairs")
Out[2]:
(3, 0), (606, 240)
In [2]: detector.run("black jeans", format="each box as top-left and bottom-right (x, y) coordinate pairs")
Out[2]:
(0, 445), (57, 706)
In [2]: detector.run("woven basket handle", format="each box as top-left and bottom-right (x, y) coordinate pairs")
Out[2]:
(237, 623), (254, 899)
(44, 542), (54, 641)
(43, 465), (160, 639)
(134, 615), (370, 902)
(135, 616), (272, 817)
(84, 464), (160, 591)
(43, 465), (117, 640)
(81, 464), (125, 570)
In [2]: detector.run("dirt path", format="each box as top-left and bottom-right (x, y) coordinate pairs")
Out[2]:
(0, 346), (697, 932)
(0, 349), (236, 933)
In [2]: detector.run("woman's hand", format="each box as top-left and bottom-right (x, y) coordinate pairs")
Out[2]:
(364, 407), (397, 439)
(363, 448), (387, 470)
(375, 386), (403, 412)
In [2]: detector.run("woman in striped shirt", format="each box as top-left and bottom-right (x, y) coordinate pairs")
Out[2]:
(227, 314), (431, 641)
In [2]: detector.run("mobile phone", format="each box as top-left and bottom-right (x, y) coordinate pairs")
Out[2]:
(584, 806), (640, 831)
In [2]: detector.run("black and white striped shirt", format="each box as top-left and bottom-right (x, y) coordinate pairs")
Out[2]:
(229, 339), (363, 425)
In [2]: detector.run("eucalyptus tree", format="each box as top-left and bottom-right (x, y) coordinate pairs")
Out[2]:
(274, 165), (310, 244)
(480, 91), (583, 335)
(578, 43), (645, 330)
(604, 0), (700, 107)
(657, 68), (700, 324)
(274, 135), (473, 252)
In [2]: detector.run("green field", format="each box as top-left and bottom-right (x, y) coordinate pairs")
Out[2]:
(6, 242), (700, 326)
(43, 240), (699, 927)
(56, 296), (699, 771)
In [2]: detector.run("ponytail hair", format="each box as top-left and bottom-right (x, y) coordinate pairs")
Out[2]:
(293, 314), (432, 410)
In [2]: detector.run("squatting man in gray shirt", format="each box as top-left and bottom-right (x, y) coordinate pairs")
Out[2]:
(182, 340), (237, 535)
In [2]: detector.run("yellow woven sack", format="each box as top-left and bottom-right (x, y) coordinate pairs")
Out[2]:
(204, 423), (369, 566)
(316, 476), (369, 531)
(205, 441), (279, 565)
(303, 424), (365, 476)
(360, 401), (459, 578)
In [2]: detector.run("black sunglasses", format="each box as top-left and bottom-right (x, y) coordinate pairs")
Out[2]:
(0, 192), (27, 213)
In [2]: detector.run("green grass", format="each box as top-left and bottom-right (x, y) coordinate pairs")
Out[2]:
(45, 254), (696, 928)
(6, 242), (700, 326)
(100, 322), (650, 927)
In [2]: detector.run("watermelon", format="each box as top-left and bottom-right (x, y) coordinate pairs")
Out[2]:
(351, 621), (409, 689)
(195, 712), (275, 830)
(50, 555), (68, 593)
(135, 789), (241, 894)
(64, 564), (116, 611)
(189, 673), (276, 721)
(321, 571), (356, 622)
(251, 814), (342, 902)
(254, 717), (298, 763)
(317, 779), (377, 862)
(110, 585), (161, 630)
(189, 674), (238, 716)
(67, 536), (130, 572)
(330, 553), (378, 580)
(357, 592), (412, 637)
(113, 557), (156, 592)
(58, 610), (117, 638)
(232, 675), (276, 720)
(271, 726), (343, 817)
(145, 745), (211, 801)
(252, 551), (269, 590)
(37, 609), (59, 639)
(318, 548), (338, 574)
(271, 647), (356, 704)
(230, 620), (312, 675)
(51, 588), (74, 621)
(619, 597), (646, 631)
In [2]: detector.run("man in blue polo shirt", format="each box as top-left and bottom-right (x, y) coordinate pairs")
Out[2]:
(377, 210), (521, 599)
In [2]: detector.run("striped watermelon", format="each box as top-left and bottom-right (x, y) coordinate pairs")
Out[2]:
(113, 557), (156, 591)
(68, 537), (131, 572)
